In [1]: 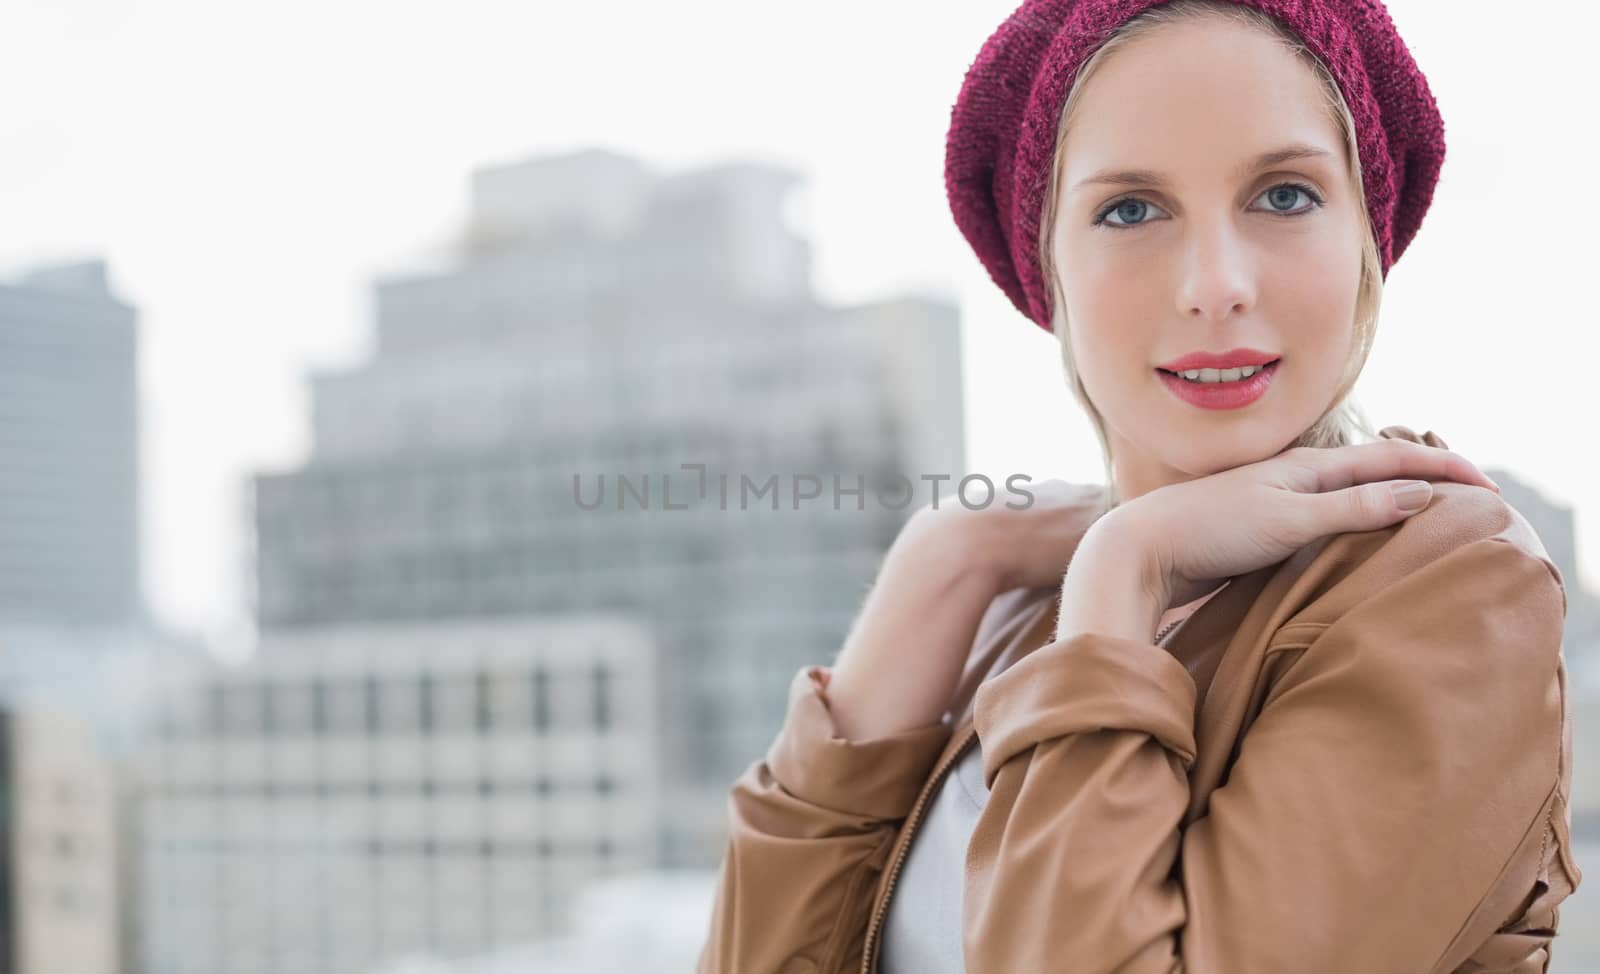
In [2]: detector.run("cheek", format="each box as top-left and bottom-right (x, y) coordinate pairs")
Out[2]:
(1059, 254), (1163, 369)
(1059, 242), (1174, 418)
(1065, 279), (1163, 423)
(1267, 235), (1362, 357)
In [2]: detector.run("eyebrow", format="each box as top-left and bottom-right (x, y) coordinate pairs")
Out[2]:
(1070, 144), (1336, 192)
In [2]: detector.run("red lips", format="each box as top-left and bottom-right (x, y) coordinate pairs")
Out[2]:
(1156, 348), (1281, 373)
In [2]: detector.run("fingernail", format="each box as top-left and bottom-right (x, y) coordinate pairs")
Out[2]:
(1391, 480), (1432, 512)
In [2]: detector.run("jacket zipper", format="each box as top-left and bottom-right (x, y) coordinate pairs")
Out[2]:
(858, 719), (980, 974)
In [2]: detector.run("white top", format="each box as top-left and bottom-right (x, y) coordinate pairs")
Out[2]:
(879, 730), (990, 972)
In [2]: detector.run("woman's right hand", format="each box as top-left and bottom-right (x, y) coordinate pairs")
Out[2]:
(937, 478), (1115, 592)
(822, 478), (1113, 740)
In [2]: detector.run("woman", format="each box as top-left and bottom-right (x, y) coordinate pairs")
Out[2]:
(698, 1), (1581, 971)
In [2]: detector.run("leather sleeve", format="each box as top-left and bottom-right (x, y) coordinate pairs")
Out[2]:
(697, 663), (952, 974)
(963, 532), (1569, 972)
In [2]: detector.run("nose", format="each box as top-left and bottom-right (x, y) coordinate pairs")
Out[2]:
(1173, 219), (1257, 323)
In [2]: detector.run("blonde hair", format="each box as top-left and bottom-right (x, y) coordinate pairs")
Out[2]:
(1038, 0), (1382, 507)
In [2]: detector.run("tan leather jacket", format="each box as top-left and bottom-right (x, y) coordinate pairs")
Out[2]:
(697, 426), (1583, 973)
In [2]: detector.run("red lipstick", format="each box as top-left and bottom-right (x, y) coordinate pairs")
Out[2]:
(1156, 348), (1281, 372)
(1156, 357), (1281, 410)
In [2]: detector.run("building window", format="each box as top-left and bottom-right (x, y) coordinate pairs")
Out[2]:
(221, 682), (263, 736)
(431, 673), (477, 734)
(531, 668), (550, 732)
(324, 680), (366, 734)
(365, 676), (381, 736)
(486, 669), (531, 730)
(261, 682), (278, 735)
(474, 672), (492, 734)
(273, 682), (316, 736)
(419, 673), (436, 734)
(311, 681), (328, 735)
(380, 676), (421, 732)
(592, 663), (611, 731)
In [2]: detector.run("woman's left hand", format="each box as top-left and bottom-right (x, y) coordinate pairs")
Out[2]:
(1089, 439), (1501, 611)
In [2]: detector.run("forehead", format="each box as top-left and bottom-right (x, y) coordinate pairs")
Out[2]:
(1059, 17), (1342, 187)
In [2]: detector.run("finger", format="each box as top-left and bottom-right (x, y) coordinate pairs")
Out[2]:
(1299, 440), (1499, 495)
(1314, 479), (1434, 534)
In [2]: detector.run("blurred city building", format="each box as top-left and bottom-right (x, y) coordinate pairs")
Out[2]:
(0, 259), (141, 626)
(0, 258), (177, 974)
(0, 611), (208, 974)
(0, 704), (124, 974)
(133, 616), (656, 974)
(249, 148), (967, 870)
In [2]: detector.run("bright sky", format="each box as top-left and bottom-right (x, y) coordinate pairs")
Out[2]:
(1, 0), (1595, 644)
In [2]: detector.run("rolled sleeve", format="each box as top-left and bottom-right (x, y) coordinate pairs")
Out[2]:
(973, 632), (1199, 790)
(767, 664), (954, 822)
(699, 663), (957, 973)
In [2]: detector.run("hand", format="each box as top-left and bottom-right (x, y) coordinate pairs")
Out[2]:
(822, 478), (1112, 739)
(1096, 439), (1501, 610)
(915, 478), (1113, 593)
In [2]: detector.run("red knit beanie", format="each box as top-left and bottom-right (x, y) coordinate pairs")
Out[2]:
(945, 0), (1447, 333)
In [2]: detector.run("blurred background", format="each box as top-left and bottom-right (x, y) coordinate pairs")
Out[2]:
(0, 0), (1596, 971)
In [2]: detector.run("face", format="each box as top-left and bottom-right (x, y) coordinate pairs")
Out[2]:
(1050, 16), (1365, 503)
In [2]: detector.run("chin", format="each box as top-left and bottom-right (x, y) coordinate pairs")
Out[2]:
(1169, 436), (1276, 477)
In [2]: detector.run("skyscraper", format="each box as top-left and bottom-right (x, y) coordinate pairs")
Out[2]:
(0, 260), (141, 625)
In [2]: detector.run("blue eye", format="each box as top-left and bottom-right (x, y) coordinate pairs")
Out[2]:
(1092, 182), (1325, 229)
(1257, 183), (1322, 214)
(1096, 197), (1162, 228)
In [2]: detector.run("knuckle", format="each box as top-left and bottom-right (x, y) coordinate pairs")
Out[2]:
(1360, 482), (1393, 518)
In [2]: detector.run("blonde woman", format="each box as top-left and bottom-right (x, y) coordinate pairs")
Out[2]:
(699, 1), (1580, 971)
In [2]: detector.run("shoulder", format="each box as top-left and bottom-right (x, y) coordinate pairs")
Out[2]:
(1367, 423), (1552, 566)
(1253, 448), (1573, 852)
(1256, 477), (1571, 821)
(1274, 476), (1565, 644)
